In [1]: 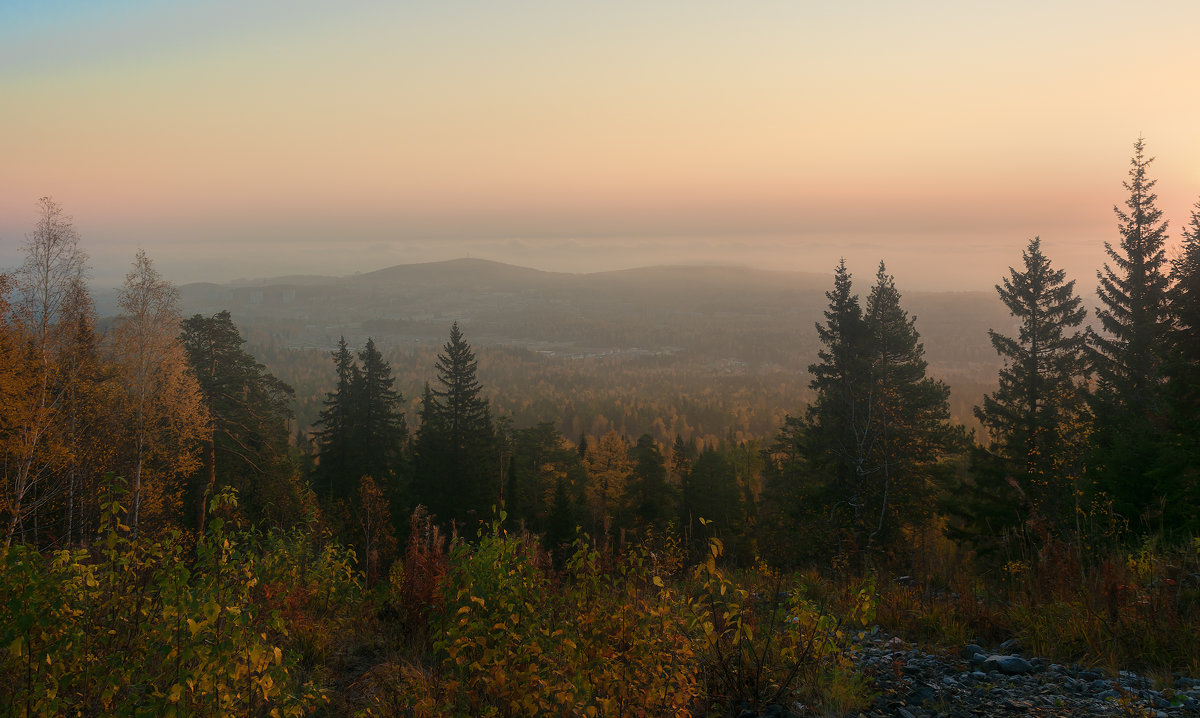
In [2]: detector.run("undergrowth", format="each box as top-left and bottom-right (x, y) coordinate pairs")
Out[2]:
(356, 513), (874, 717)
(0, 478), (361, 717)
(870, 531), (1200, 677)
(7, 489), (1195, 717)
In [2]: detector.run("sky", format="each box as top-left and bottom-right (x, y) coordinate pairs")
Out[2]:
(2, 1), (1199, 291)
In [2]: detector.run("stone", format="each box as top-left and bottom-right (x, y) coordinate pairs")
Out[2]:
(960, 643), (985, 659)
(981, 654), (1034, 675)
(850, 628), (1199, 717)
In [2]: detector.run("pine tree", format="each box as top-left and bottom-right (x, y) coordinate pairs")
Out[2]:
(432, 323), (491, 452)
(181, 310), (298, 530)
(760, 416), (818, 567)
(974, 238), (1089, 525)
(1088, 138), (1173, 528)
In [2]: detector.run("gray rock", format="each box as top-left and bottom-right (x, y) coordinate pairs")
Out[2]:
(850, 628), (1197, 718)
(969, 652), (987, 666)
(981, 654), (1034, 675)
(961, 643), (985, 659)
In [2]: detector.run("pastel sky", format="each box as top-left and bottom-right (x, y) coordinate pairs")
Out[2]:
(2, 1), (1199, 290)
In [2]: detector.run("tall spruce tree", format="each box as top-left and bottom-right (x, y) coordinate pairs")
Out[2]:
(805, 259), (873, 541)
(313, 337), (357, 498)
(1090, 137), (1171, 411)
(1167, 197), (1200, 417)
(411, 323), (496, 527)
(353, 338), (407, 484)
(1088, 138), (1173, 528)
(862, 262), (962, 560)
(974, 238), (1089, 525)
(1156, 197), (1200, 532)
(312, 337), (406, 503)
(802, 261), (963, 566)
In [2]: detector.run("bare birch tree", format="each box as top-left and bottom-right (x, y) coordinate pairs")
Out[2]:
(2, 198), (88, 546)
(112, 250), (207, 536)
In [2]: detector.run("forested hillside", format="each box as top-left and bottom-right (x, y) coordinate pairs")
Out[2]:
(158, 259), (1011, 445)
(4, 139), (1200, 716)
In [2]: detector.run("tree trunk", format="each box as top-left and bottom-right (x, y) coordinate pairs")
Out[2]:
(196, 436), (216, 536)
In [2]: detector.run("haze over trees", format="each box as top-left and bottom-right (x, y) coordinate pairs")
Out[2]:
(3, 138), (1200, 714)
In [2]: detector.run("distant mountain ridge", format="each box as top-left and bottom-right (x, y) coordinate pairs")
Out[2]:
(189, 258), (833, 293)
(95, 256), (1007, 437)
(154, 256), (1000, 379)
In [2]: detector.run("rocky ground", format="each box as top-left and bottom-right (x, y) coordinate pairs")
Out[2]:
(843, 631), (1200, 717)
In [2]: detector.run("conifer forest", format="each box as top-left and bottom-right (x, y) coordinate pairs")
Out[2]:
(3, 139), (1200, 716)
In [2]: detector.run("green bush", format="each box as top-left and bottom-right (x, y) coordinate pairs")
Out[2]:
(0, 479), (360, 717)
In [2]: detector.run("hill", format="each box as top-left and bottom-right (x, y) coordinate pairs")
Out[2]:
(162, 259), (1007, 441)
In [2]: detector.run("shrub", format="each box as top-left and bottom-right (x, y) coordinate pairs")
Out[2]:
(683, 533), (875, 716)
(377, 515), (698, 717)
(0, 478), (359, 716)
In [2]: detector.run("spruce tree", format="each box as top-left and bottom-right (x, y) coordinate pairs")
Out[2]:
(862, 262), (961, 560)
(759, 416), (819, 567)
(354, 338), (407, 484)
(411, 323), (496, 527)
(504, 422), (586, 536)
(1156, 197), (1200, 532)
(1090, 137), (1171, 413)
(974, 238), (1089, 525)
(683, 447), (746, 562)
(313, 337), (357, 498)
(1167, 197), (1200, 408)
(625, 433), (674, 533)
(313, 337), (406, 502)
(1088, 138), (1173, 528)
(805, 259), (873, 539)
(802, 261), (963, 565)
